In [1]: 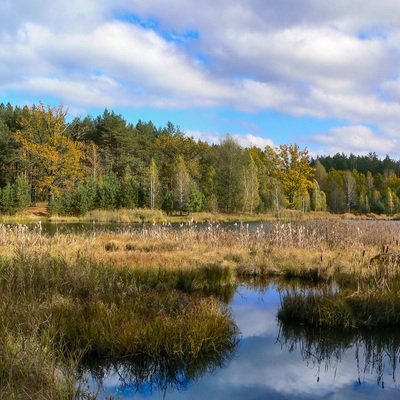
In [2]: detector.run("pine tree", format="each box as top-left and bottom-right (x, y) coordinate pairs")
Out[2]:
(13, 176), (31, 213)
(98, 172), (120, 210)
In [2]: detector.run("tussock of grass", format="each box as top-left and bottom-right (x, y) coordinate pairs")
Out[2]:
(278, 288), (400, 328)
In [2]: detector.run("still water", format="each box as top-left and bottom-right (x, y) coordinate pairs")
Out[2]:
(27, 220), (265, 235)
(81, 283), (400, 399)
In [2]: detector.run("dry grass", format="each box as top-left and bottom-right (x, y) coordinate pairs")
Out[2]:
(2, 220), (399, 281)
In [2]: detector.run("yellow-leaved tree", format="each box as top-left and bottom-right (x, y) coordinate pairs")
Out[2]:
(272, 144), (315, 209)
(12, 102), (87, 201)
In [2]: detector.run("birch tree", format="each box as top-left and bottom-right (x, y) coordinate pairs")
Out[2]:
(147, 158), (160, 210)
(343, 171), (357, 212)
(173, 155), (191, 213)
(215, 135), (244, 212)
(242, 154), (259, 215)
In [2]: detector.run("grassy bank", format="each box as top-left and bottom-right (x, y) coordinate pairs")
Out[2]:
(2, 219), (399, 286)
(0, 201), (355, 223)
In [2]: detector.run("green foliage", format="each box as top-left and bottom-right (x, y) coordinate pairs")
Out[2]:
(13, 176), (31, 212)
(3, 101), (400, 217)
(48, 178), (98, 216)
(98, 172), (120, 210)
(0, 176), (30, 214)
(187, 184), (205, 212)
(214, 135), (245, 212)
(172, 155), (191, 213)
(120, 169), (139, 209)
(161, 186), (174, 215)
(0, 183), (14, 214)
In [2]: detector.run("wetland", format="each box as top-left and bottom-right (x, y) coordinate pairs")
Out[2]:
(1, 219), (400, 398)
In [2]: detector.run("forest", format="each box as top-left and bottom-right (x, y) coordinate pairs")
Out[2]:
(0, 101), (399, 216)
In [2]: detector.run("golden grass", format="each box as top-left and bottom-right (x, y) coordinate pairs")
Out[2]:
(1, 220), (399, 280)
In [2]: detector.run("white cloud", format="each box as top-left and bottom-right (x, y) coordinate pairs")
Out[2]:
(232, 134), (274, 149)
(187, 130), (274, 149)
(311, 125), (399, 156)
(2, 0), (400, 149)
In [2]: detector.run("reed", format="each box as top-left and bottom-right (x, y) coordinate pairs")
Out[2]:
(278, 287), (400, 328)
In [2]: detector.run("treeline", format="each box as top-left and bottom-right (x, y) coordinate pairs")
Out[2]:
(0, 101), (399, 216)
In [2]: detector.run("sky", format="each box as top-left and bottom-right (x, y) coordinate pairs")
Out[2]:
(1, 0), (400, 157)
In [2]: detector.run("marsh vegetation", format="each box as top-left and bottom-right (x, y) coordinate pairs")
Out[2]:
(1, 219), (400, 397)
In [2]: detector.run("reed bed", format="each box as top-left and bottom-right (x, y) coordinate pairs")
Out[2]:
(1, 220), (400, 284)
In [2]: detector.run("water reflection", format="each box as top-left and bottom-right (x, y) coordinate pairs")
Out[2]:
(78, 339), (238, 398)
(79, 282), (400, 399)
(278, 322), (400, 389)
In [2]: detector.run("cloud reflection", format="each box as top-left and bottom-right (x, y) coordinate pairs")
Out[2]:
(86, 284), (400, 399)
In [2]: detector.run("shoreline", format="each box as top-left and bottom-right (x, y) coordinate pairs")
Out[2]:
(1, 202), (400, 224)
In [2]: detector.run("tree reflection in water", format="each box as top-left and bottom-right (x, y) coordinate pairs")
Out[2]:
(277, 321), (400, 389)
(76, 331), (239, 398)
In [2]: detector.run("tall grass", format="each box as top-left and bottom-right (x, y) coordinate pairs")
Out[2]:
(0, 224), (239, 398)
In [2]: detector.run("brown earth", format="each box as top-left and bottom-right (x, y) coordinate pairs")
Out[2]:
(20, 202), (48, 218)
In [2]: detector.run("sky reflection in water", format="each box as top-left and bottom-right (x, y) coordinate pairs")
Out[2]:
(86, 284), (400, 399)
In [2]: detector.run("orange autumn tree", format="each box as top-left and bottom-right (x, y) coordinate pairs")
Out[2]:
(12, 102), (87, 201)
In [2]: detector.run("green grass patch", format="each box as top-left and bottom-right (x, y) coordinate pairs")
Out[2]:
(278, 289), (400, 328)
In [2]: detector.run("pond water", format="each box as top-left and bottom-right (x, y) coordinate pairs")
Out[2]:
(80, 282), (400, 399)
(15, 218), (400, 237)
(26, 220), (268, 235)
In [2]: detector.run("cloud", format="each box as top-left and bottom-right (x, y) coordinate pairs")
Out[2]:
(187, 130), (274, 149)
(2, 0), (400, 148)
(311, 125), (399, 156)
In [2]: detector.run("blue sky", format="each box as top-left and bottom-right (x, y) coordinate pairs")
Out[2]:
(1, 0), (400, 157)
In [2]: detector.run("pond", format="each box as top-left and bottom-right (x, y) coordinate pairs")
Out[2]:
(14, 218), (400, 237)
(79, 281), (400, 399)
(21, 220), (269, 236)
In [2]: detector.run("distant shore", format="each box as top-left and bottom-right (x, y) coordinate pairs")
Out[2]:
(1, 202), (399, 224)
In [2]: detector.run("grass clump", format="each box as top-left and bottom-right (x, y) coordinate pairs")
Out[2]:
(278, 288), (400, 328)
(104, 241), (119, 251)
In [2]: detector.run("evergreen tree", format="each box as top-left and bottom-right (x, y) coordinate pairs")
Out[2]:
(120, 168), (138, 209)
(161, 186), (174, 215)
(13, 176), (31, 213)
(0, 182), (14, 214)
(187, 184), (204, 212)
(98, 172), (120, 210)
